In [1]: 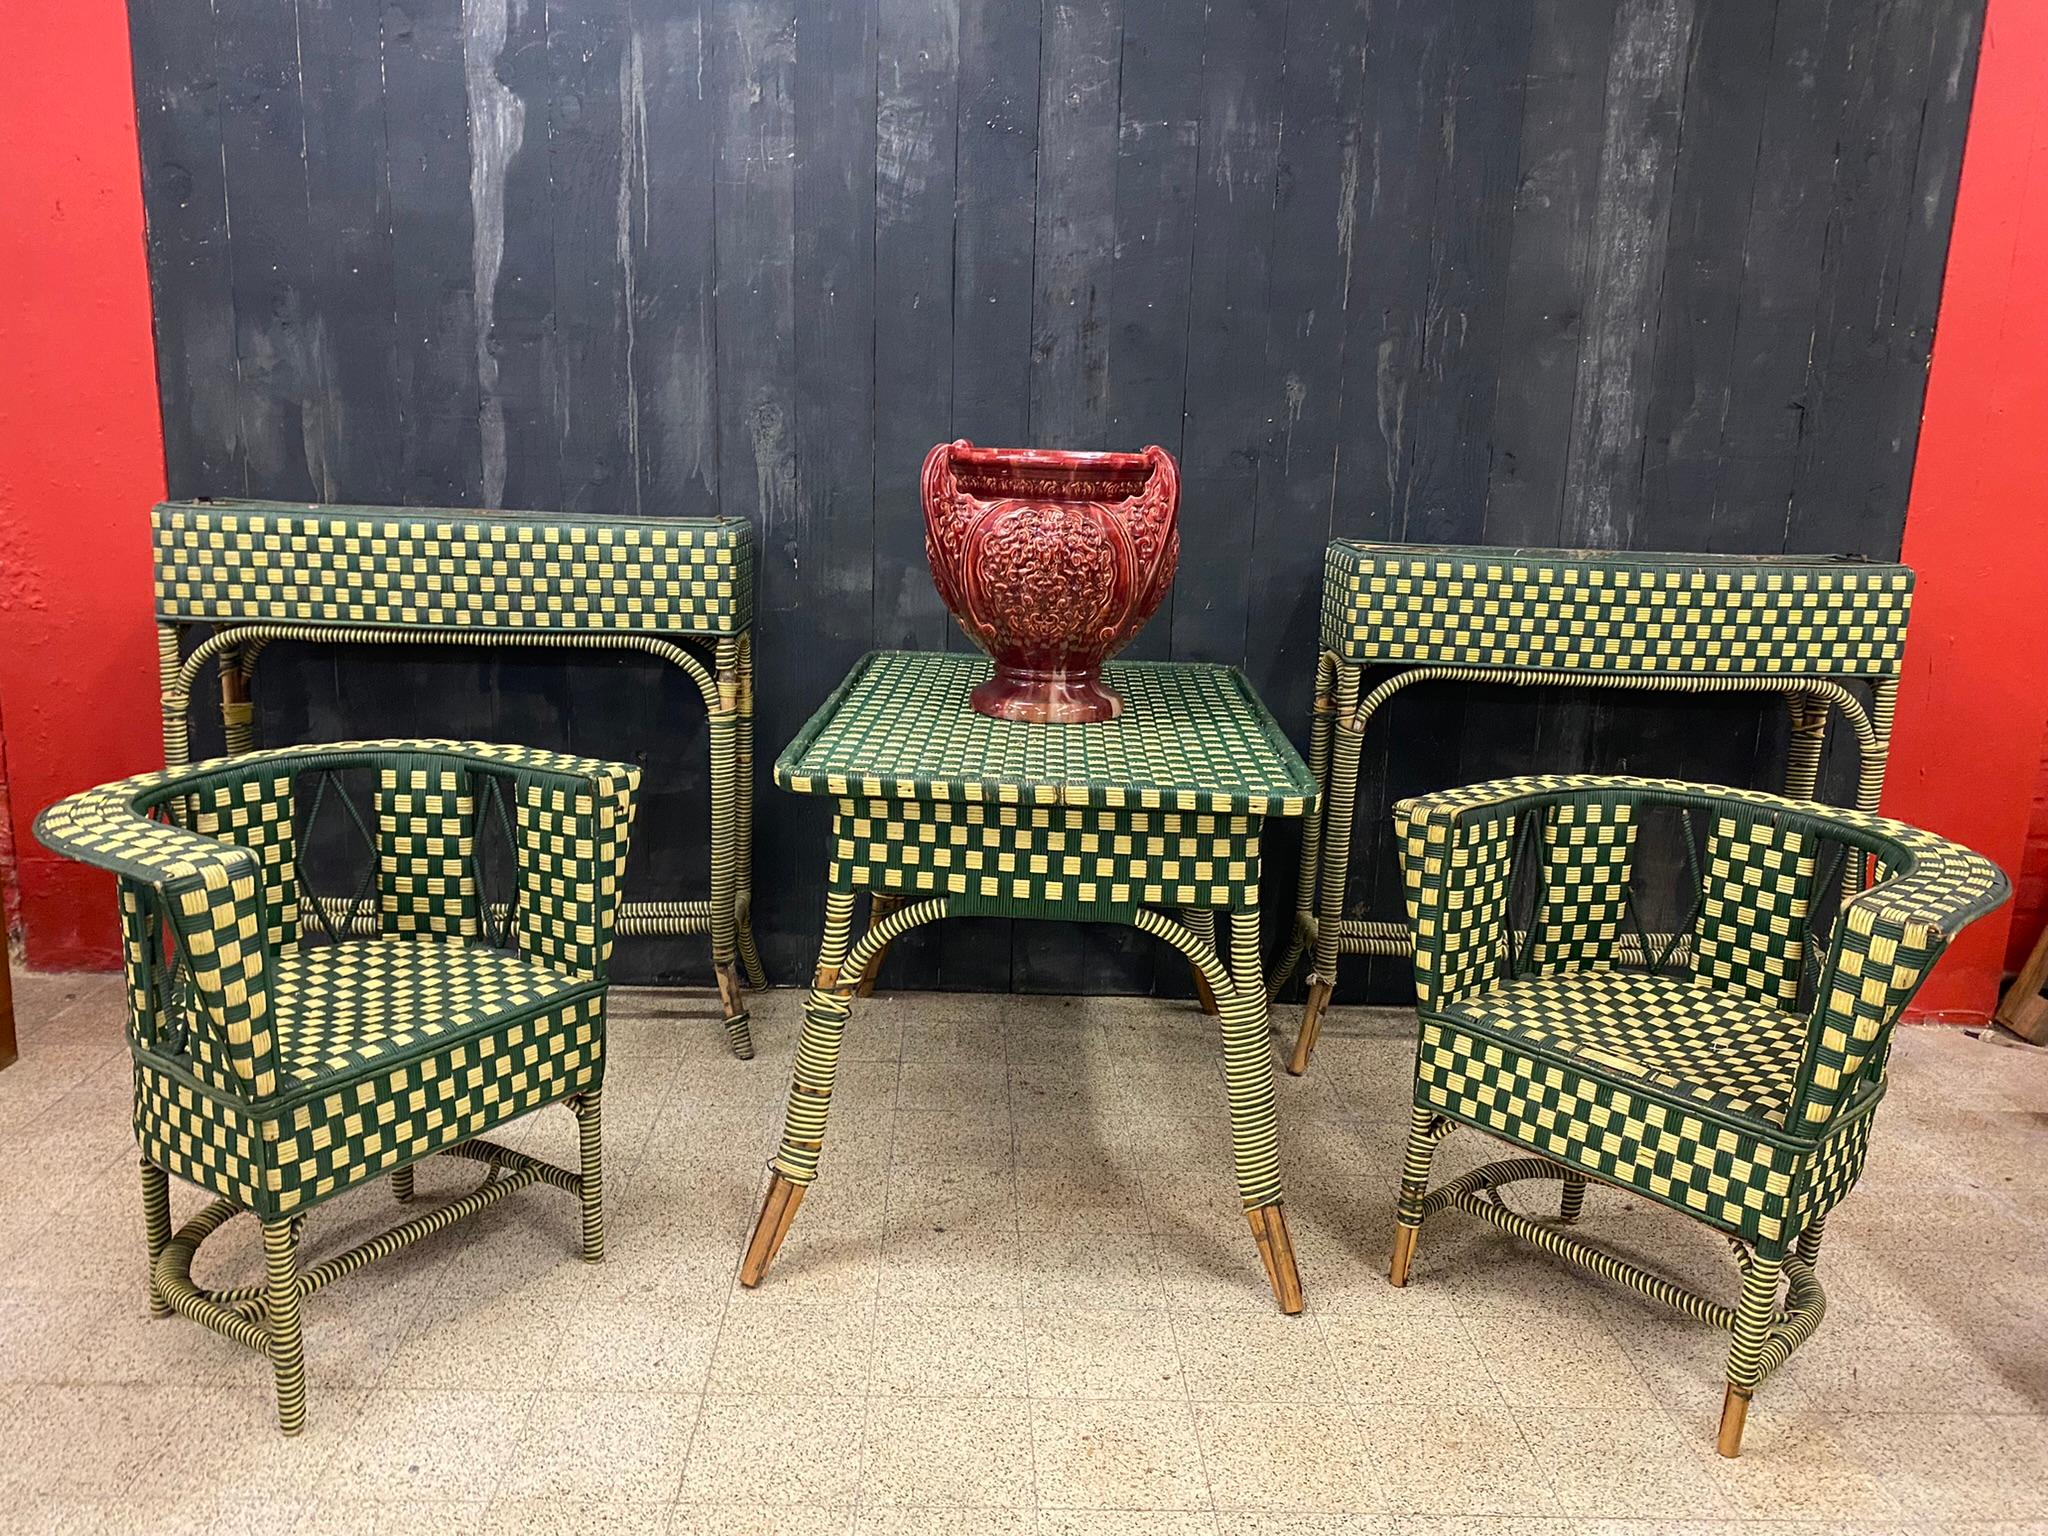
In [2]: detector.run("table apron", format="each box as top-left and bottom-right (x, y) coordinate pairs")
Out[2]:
(827, 796), (1267, 912)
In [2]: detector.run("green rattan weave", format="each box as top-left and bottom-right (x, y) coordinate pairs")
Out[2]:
(1275, 542), (1916, 1076)
(35, 738), (638, 1435)
(1383, 772), (2006, 1457)
(152, 500), (764, 1058)
(741, 651), (1316, 1312)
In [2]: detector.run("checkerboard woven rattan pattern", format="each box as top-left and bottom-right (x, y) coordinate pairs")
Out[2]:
(133, 990), (605, 1216)
(777, 651), (1316, 817)
(1450, 969), (1808, 1124)
(829, 796), (1265, 912)
(153, 501), (753, 634)
(1321, 543), (1912, 675)
(1415, 1017), (1806, 1243)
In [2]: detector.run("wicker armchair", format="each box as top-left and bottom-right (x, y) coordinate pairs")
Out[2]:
(35, 740), (639, 1434)
(1386, 774), (2006, 1456)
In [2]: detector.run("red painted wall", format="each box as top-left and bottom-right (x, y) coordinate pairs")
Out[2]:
(0, 0), (166, 968)
(1881, 0), (2048, 1021)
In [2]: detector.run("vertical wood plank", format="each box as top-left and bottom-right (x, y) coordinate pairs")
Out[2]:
(386, 0), (484, 504)
(214, 0), (319, 500)
(1102, 0), (1200, 665)
(1634, 0), (1777, 549)
(128, 0), (242, 497)
(1555, 0), (1695, 549)
(551, 0), (635, 513)
(1171, 0), (1286, 667)
(632, 2), (721, 518)
(1029, 0), (1121, 448)
(299, 0), (402, 504)
(872, 0), (960, 653)
(1483, 0), (1614, 546)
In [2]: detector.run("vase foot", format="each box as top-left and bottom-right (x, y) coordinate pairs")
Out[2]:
(971, 666), (1123, 724)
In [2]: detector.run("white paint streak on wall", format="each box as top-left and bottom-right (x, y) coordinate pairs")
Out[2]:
(464, 0), (524, 506)
(619, 28), (647, 512)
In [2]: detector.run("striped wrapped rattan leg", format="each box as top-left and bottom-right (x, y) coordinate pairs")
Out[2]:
(854, 894), (905, 998)
(263, 1218), (307, 1436)
(742, 889), (865, 1287)
(141, 1159), (172, 1318)
(1292, 661), (1364, 1075)
(1719, 1254), (1783, 1458)
(1389, 1105), (1448, 1287)
(574, 1091), (605, 1262)
(735, 632), (767, 991)
(1182, 909), (1221, 1016)
(391, 1165), (416, 1204)
(1218, 908), (1302, 1313)
(710, 637), (753, 1060)
(1270, 650), (1341, 996)
(1559, 1169), (1588, 1225)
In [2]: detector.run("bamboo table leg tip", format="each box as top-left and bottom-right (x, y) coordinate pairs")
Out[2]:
(740, 1174), (806, 1288)
(1287, 980), (1332, 1076)
(1717, 1385), (1751, 1458)
(1247, 1206), (1305, 1315)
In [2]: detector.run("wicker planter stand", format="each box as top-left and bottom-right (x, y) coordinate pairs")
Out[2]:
(1272, 543), (1915, 1074)
(739, 650), (1318, 1312)
(152, 500), (763, 1055)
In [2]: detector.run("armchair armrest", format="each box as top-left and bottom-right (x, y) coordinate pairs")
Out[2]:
(1788, 814), (2007, 1127)
(37, 772), (280, 1096)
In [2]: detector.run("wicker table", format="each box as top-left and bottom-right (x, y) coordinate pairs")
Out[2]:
(151, 499), (764, 1057)
(1271, 542), (1915, 1075)
(739, 650), (1319, 1312)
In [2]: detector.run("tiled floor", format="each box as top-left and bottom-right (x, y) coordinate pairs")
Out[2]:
(3, 970), (2047, 1534)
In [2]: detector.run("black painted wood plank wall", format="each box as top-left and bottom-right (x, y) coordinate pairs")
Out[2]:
(127, 0), (1983, 998)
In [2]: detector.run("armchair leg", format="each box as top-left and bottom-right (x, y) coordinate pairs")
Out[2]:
(1390, 1104), (1440, 1288)
(1719, 1254), (1782, 1458)
(140, 1159), (172, 1318)
(263, 1219), (306, 1436)
(1717, 1385), (1752, 1458)
(391, 1165), (416, 1204)
(1559, 1170), (1587, 1225)
(575, 1091), (605, 1263)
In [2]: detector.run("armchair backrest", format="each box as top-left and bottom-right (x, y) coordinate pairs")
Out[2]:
(37, 740), (642, 1099)
(1396, 774), (2008, 1128)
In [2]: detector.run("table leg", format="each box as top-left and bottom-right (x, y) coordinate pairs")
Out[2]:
(1221, 908), (1303, 1314)
(1292, 662), (1365, 1075)
(742, 889), (859, 1286)
(855, 894), (906, 998)
(1270, 650), (1340, 995)
(711, 637), (753, 1059)
(735, 631), (767, 990)
(1182, 909), (1221, 1015)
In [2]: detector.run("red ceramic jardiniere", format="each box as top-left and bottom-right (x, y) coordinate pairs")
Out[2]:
(920, 440), (1181, 723)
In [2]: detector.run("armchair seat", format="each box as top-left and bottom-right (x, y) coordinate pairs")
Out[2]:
(1446, 969), (1806, 1127)
(268, 939), (598, 1090)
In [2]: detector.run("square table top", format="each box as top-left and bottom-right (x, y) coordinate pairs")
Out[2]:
(776, 651), (1316, 818)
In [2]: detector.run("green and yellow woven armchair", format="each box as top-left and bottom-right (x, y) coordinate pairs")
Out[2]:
(1386, 774), (2006, 1456)
(35, 740), (639, 1434)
